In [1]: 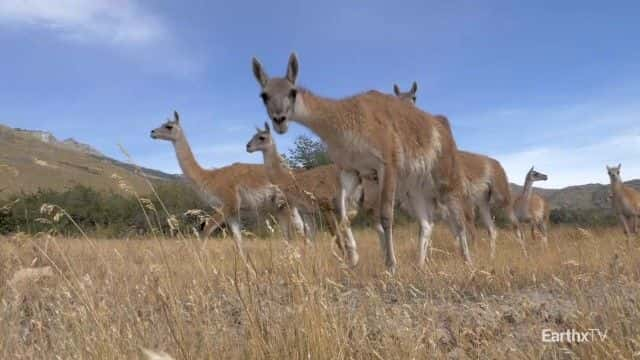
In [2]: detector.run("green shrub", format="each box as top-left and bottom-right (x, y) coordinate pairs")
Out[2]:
(1, 183), (620, 238)
(0, 182), (206, 237)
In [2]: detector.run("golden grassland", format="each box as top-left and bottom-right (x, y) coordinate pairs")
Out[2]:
(1, 225), (640, 359)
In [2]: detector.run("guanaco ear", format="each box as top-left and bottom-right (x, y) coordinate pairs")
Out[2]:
(617, 163), (622, 170)
(529, 166), (535, 172)
(173, 111), (180, 123)
(410, 81), (418, 94)
(264, 122), (270, 133)
(393, 84), (400, 96)
(286, 52), (299, 84)
(252, 57), (269, 88)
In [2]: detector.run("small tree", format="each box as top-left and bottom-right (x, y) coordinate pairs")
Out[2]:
(284, 134), (331, 169)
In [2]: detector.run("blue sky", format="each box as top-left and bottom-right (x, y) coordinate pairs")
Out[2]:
(1, 0), (639, 188)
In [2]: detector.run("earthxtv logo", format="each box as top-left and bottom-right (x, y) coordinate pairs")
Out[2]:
(542, 329), (608, 343)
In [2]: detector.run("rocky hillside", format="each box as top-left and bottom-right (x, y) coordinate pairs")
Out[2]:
(13, 128), (105, 157)
(0, 124), (178, 198)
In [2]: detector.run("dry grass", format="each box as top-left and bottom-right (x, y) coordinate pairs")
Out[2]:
(1, 225), (640, 359)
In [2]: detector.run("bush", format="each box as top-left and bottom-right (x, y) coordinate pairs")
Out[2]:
(283, 135), (331, 169)
(1, 183), (620, 238)
(549, 207), (617, 227)
(0, 183), (206, 237)
(0, 182), (293, 238)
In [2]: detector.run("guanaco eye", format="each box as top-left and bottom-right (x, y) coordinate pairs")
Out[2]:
(258, 136), (266, 141)
(412, 96), (417, 102)
(260, 92), (269, 103)
(289, 89), (297, 98)
(165, 125), (173, 130)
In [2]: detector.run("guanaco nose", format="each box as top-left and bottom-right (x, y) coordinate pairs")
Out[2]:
(273, 116), (286, 124)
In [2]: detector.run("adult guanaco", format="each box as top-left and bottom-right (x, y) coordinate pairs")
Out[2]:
(513, 167), (550, 247)
(246, 122), (364, 252)
(251, 53), (473, 272)
(394, 82), (522, 257)
(150, 111), (305, 259)
(607, 163), (640, 239)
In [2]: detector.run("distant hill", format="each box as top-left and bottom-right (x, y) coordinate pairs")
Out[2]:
(510, 180), (640, 210)
(0, 124), (179, 198)
(13, 128), (105, 157)
(2, 123), (638, 211)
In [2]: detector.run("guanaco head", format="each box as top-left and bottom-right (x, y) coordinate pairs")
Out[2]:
(526, 166), (548, 183)
(150, 111), (182, 142)
(391, 82), (450, 133)
(246, 122), (274, 153)
(393, 81), (418, 104)
(606, 163), (622, 182)
(251, 53), (299, 134)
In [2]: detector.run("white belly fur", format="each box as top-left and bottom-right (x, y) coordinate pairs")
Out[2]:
(192, 181), (281, 214)
(239, 185), (280, 211)
(328, 131), (439, 201)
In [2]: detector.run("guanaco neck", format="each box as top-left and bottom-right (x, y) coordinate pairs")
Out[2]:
(610, 176), (626, 198)
(260, 141), (318, 206)
(260, 144), (292, 184)
(521, 176), (535, 203)
(292, 90), (342, 141)
(172, 131), (207, 185)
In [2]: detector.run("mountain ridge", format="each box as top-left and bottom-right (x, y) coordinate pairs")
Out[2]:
(0, 124), (180, 198)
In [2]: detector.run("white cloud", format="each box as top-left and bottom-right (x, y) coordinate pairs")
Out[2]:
(0, 0), (165, 45)
(0, 0), (203, 76)
(455, 91), (640, 156)
(496, 133), (640, 189)
(454, 81), (640, 189)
